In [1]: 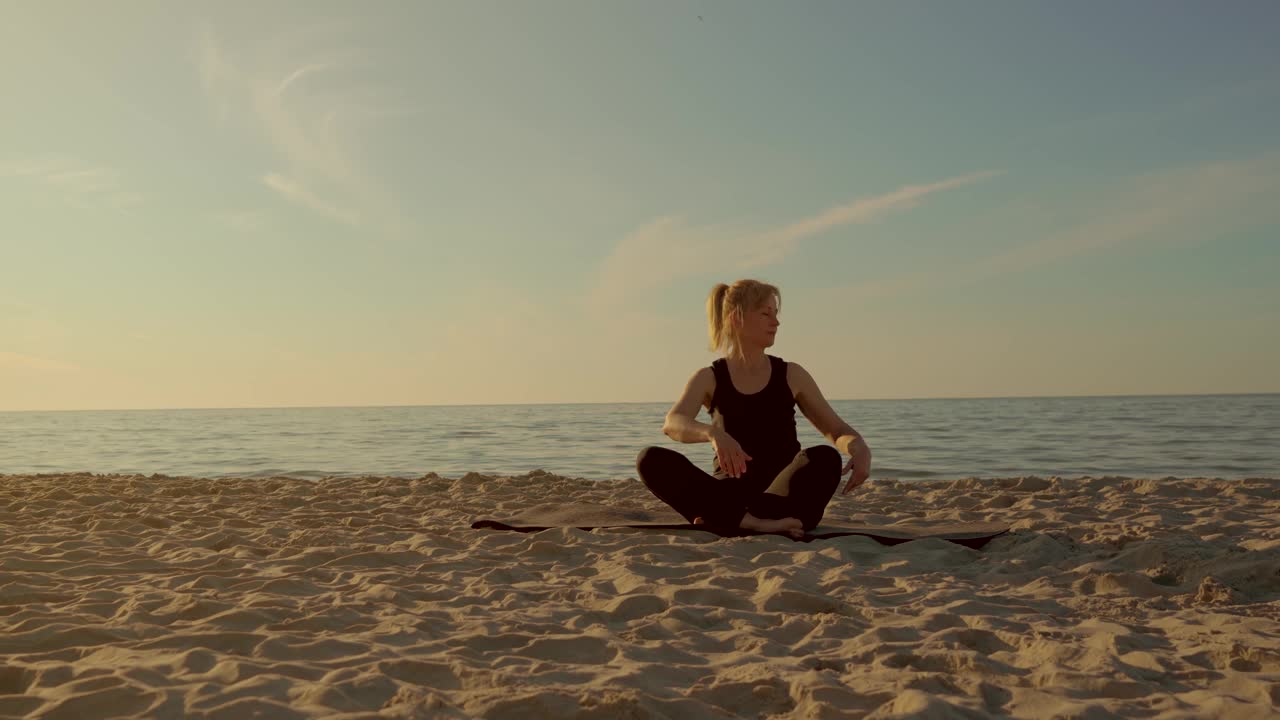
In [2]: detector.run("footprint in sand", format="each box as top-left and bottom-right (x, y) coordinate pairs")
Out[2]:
(516, 636), (617, 665)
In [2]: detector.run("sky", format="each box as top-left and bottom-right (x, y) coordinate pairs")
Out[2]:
(2, 1), (1279, 411)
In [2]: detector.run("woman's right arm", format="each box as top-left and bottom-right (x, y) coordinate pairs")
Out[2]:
(662, 368), (719, 443)
(663, 367), (753, 477)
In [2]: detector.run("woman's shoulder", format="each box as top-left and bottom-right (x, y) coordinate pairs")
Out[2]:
(780, 358), (810, 397)
(776, 356), (809, 371)
(706, 358), (727, 379)
(688, 365), (718, 409)
(688, 365), (718, 392)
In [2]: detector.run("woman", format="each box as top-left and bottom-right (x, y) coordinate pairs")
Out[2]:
(636, 279), (872, 539)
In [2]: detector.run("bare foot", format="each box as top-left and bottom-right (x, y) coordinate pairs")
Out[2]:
(740, 512), (805, 539)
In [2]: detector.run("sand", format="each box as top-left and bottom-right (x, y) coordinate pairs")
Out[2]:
(0, 471), (1277, 719)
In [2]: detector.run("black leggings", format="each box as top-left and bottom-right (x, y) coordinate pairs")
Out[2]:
(636, 445), (842, 536)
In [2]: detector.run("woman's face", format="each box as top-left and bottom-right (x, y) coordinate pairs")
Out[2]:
(737, 297), (780, 348)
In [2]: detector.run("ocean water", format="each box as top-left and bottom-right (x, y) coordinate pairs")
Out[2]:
(1, 394), (1277, 482)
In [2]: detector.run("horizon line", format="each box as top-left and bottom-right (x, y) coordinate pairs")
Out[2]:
(2, 390), (1277, 414)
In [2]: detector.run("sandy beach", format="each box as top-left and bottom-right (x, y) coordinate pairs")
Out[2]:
(0, 472), (1277, 719)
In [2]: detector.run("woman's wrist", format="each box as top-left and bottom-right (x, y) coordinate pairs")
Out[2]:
(838, 432), (865, 456)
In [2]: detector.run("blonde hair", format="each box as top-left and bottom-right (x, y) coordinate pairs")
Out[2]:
(706, 279), (781, 360)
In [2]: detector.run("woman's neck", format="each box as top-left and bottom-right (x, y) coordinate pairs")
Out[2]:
(728, 348), (769, 372)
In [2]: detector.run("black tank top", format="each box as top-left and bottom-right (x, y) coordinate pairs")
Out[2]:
(708, 355), (800, 476)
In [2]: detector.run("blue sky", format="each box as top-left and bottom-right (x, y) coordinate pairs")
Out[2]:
(2, 1), (1278, 411)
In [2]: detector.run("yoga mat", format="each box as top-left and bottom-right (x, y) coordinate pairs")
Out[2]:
(472, 502), (1010, 549)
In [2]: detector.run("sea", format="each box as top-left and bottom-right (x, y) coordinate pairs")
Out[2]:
(1, 394), (1277, 482)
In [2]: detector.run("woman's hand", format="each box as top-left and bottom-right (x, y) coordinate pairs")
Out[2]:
(710, 427), (752, 478)
(840, 437), (871, 495)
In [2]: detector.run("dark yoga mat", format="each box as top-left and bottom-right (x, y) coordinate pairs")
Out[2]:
(471, 503), (1010, 549)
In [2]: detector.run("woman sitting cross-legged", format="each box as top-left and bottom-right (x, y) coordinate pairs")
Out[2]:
(636, 278), (872, 539)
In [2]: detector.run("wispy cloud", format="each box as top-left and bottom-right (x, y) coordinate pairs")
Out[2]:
(591, 171), (1002, 308)
(262, 173), (358, 225)
(833, 152), (1280, 301)
(0, 157), (142, 212)
(194, 22), (415, 234)
(0, 351), (80, 373)
(738, 171), (1003, 269)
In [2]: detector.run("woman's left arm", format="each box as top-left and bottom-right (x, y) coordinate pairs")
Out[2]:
(790, 363), (872, 494)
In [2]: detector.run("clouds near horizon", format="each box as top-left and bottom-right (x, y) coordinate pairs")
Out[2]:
(2, 3), (1277, 410)
(832, 152), (1280, 302)
(591, 170), (1003, 310)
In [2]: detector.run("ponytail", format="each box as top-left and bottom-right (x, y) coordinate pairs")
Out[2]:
(706, 283), (729, 352)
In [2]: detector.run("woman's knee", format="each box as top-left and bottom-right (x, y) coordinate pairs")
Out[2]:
(636, 445), (676, 476)
(802, 445), (842, 474)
